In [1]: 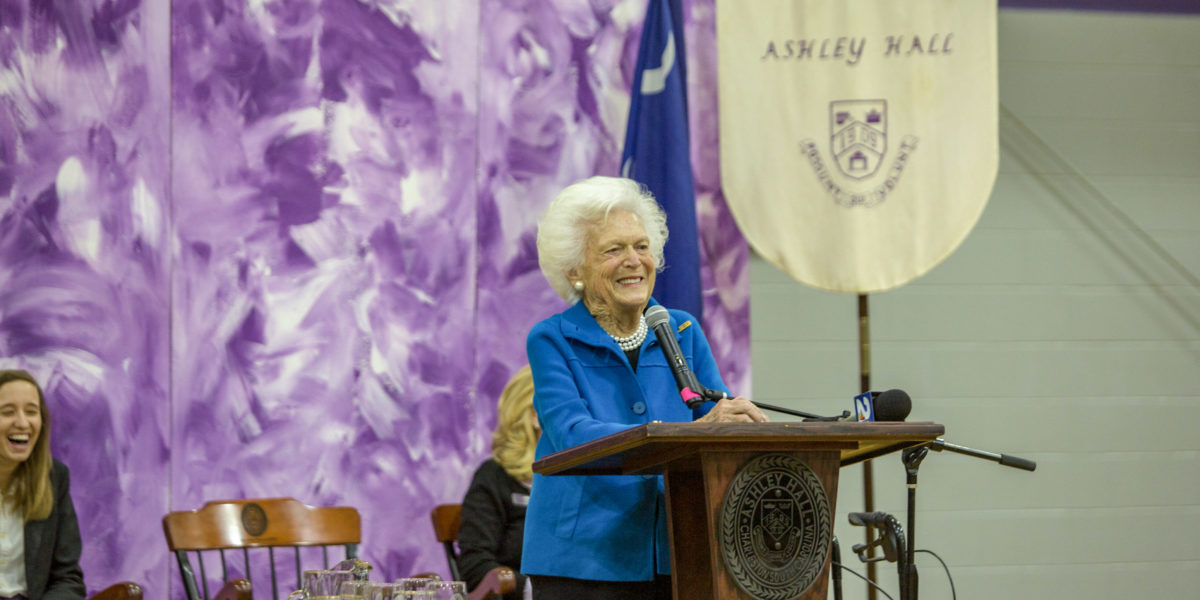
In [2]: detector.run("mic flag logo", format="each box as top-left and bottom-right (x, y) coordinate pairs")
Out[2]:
(854, 392), (875, 422)
(620, 0), (703, 323)
(831, 100), (887, 180)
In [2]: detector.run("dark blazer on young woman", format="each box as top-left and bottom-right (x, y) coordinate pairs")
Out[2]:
(23, 459), (85, 600)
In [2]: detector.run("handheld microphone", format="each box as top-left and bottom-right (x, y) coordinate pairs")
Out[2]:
(853, 389), (912, 422)
(644, 305), (705, 409)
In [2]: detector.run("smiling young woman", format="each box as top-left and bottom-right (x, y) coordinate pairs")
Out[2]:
(0, 370), (85, 600)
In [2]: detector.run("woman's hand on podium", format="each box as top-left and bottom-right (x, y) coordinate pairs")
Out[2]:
(696, 396), (769, 423)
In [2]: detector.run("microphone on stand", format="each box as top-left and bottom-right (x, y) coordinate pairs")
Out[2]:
(705, 382), (917, 424)
(853, 389), (912, 422)
(644, 305), (706, 409)
(801, 388), (911, 422)
(851, 389), (1038, 470)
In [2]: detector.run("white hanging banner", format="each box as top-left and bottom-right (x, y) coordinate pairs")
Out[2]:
(717, 0), (997, 293)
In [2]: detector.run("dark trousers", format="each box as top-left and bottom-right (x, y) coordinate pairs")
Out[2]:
(530, 574), (673, 600)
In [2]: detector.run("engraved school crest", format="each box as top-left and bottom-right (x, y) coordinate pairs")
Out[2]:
(719, 454), (831, 600)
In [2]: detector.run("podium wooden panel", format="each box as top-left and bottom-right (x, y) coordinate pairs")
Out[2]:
(533, 421), (944, 600)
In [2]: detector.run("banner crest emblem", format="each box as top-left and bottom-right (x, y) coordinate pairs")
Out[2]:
(831, 99), (887, 179)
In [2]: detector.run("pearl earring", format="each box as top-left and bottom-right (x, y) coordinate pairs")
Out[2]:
(573, 280), (584, 291)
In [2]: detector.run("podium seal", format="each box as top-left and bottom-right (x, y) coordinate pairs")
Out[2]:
(719, 454), (832, 600)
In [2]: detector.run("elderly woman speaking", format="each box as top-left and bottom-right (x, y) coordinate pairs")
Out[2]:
(520, 176), (767, 600)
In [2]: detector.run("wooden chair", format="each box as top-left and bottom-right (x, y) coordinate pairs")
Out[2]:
(430, 503), (516, 600)
(163, 497), (361, 600)
(87, 581), (143, 600)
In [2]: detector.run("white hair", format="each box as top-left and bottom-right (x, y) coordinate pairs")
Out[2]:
(536, 176), (669, 303)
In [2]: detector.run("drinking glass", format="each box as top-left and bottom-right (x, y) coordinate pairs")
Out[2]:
(337, 581), (367, 600)
(392, 591), (434, 600)
(288, 569), (356, 600)
(340, 581), (424, 600)
(394, 578), (437, 591)
(421, 580), (466, 600)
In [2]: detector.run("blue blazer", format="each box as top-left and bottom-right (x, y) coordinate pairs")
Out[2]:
(520, 300), (726, 582)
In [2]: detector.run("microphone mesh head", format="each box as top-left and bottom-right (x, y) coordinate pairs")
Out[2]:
(874, 389), (912, 422)
(644, 305), (670, 328)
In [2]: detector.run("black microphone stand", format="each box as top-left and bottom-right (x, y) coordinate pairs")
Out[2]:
(831, 537), (843, 600)
(900, 446), (927, 600)
(899, 438), (1037, 600)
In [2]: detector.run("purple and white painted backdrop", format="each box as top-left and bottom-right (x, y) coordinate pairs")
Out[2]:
(0, 0), (747, 597)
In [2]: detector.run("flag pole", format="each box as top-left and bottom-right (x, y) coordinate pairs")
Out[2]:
(858, 293), (878, 600)
(620, 0), (703, 322)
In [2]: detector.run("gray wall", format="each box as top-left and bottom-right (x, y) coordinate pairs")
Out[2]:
(750, 9), (1200, 599)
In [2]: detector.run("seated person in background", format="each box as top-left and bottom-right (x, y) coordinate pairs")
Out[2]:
(457, 366), (537, 600)
(0, 370), (85, 600)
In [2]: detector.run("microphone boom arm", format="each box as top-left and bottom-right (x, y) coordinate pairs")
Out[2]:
(757, 401), (845, 421)
(699, 388), (846, 421)
(927, 438), (1037, 471)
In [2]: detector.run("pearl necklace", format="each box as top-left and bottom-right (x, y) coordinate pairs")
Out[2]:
(609, 316), (648, 352)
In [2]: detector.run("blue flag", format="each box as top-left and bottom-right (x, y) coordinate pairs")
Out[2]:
(620, 0), (703, 324)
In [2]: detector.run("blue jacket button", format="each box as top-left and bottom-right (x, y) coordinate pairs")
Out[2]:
(632, 401), (647, 415)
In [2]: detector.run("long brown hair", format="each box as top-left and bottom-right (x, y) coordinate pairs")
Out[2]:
(0, 370), (54, 521)
(491, 366), (538, 483)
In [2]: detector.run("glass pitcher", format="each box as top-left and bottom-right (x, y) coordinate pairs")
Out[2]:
(330, 558), (374, 581)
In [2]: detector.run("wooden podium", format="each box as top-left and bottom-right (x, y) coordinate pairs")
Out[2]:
(533, 421), (944, 600)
